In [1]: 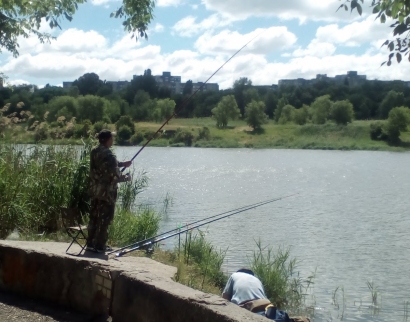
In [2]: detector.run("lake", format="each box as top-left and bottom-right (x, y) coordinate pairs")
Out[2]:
(115, 147), (410, 322)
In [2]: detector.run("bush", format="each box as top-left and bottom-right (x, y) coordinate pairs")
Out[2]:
(330, 100), (354, 125)
(93, 121), (105, 134)
(385, 106), (410, 144)
(293, 105), (309, 125)
(34, 124), (48, 141)
(198, 127), (211, 140)
(73, 120), (92, 138)
(130, 132), (145, 145)
(117, 125), (132, 144)
(115, 115), (135, 135)
(172, 128), (195, 146)
(370, 122), (386, 140)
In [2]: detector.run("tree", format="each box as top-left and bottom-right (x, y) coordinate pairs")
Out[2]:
(278, 104), (296, 124)
(379, 90), (404, 118)
(274, 96), (288, 122)
(212, 95), (240, 128)
(244, 100), (268, 130)
(76, 95), (106, 123)
(117, 125), (133, 144)
(293, 105), (309, 125)
(183, 80), (193, 96)
(330, 100), (355, 125)
(310, 95), (332, 124)
(73, 73), (104, 96)
(1, 0), (154, 57)
(340, 0), (410, 65)
(233, 77), (252, 115)
(385, 106), (410, 143)
(154, 98), (175, 122)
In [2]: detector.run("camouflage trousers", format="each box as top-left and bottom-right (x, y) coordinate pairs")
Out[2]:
(86, 199), (115, 249)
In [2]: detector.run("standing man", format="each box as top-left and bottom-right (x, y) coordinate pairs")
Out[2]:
(86, 129), (132, 253)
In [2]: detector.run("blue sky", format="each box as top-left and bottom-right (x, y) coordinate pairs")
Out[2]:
(0, 0), (407, 89)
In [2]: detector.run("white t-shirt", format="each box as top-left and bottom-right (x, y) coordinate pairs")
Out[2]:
(222, 272), (267, 305)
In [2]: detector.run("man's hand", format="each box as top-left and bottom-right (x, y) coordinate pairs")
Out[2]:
(121, 160), (132, 168)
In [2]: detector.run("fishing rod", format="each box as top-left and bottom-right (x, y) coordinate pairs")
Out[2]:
(107, 195), (293, 255)
(112, 193), (298, 257)
(121, 31), (265, 172)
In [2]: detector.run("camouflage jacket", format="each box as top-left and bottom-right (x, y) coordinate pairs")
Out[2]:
(89, 144), (127, 204)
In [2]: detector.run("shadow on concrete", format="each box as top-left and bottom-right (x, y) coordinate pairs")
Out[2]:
(0, 290), (95, 322)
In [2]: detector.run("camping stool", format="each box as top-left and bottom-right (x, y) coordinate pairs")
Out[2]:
(61, 207), (88, 256)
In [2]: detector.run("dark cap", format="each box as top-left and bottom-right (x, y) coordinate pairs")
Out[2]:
(237, 268), (254, 276)
(98, 129), (116, 142)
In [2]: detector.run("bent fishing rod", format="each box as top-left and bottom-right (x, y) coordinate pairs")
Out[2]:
(107, 194), (294, 255)
(112, 193), (298, 257)
(121, 31), (265, 172)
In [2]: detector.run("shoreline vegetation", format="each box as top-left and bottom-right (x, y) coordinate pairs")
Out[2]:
(2, 118), (410, 151)
(0, 144), (314, 316)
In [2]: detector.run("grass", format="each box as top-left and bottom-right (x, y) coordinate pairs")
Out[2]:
(3, 118), (410, 151)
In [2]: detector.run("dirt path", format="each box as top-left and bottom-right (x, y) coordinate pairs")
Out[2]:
(0, 291), (100, 322)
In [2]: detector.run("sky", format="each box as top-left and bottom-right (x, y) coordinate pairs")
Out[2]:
(0, 0), (408, 89)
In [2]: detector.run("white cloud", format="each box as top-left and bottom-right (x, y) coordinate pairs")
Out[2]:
(201, 0), (367, 23)
(195, 27), (297, 55)
(152, 23), (165, 33)
(172, 14), (233, 37)
(90, 0), (120, 5)
(292, 40), (336, 58)
(157, 0), (184, 7)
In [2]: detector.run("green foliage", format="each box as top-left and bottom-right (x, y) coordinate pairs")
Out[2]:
(0, 144), (92, 237)
(212, 95), (241, 128)
(278, 104), (296, 124)
(251, 240), (314, 311)
(341, 0), (410, 66)
(115, 115), (135, 134)
(73, 120), (92, 138)
(385, 106), (410, 143)
(117, 125), (133, 144)
(293, 105), (309, 125)
(330, 100), (355, 125)
(274, 96), (288, 122)
(152, 98), (175, 122)
(47, 96), (78, 121)
(310, 95), (332, 124)
(379, 90), (404, 118)
(93, 121), (106, 134)
(176, 231), (228, 290)
(244, 100), (268, 130)
(76, 95), (107, 123)
(130, 132), (145, 145)
(0, 1), (154, 57)
(172, 128), (195, 146)
(108, 208), (160, 247)
(198, 127), (211, 140)
(370, 121), (387, 140)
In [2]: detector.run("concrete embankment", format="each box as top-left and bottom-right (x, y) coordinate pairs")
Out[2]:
(0, 241), (265, 321)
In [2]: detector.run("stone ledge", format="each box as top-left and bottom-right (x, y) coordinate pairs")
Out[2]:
(0, 241), (266, 322)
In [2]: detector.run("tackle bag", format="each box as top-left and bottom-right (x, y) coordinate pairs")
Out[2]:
(265, 305), (290, 322)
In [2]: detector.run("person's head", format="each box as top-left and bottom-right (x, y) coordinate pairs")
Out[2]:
(98, 129), (115, 147)
(236, 268), (254, 276)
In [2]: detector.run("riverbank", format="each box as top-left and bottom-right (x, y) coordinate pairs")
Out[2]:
(2, 118), (410, 151)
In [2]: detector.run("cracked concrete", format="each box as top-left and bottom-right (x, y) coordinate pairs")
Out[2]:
(0, 240), (267, 322)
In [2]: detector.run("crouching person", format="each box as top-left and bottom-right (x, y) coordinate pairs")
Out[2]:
(222, 268), (271, 316)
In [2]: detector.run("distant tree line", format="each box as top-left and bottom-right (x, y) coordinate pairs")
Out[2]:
(1, 71), (410, 144)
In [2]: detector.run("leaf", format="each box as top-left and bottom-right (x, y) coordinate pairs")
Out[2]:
(344, 4), (348, 11)
(393, 23), (409, 36)
(381, 13), (386, 23)
(381, 61), (387, 67)
(388, 41), (394, 51)
(336, 4), (344, 12)
(357, 3), (362, 15)
(381, 39), (389, 47)
(389, 52), (394, 60)
(396, 52), (402, 63)
(387, 60), (392, 66)
(373, 5), (380, 14)
(351, 0), (357, 11)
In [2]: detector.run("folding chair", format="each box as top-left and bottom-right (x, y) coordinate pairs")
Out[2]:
(61, 207), (88, 256)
